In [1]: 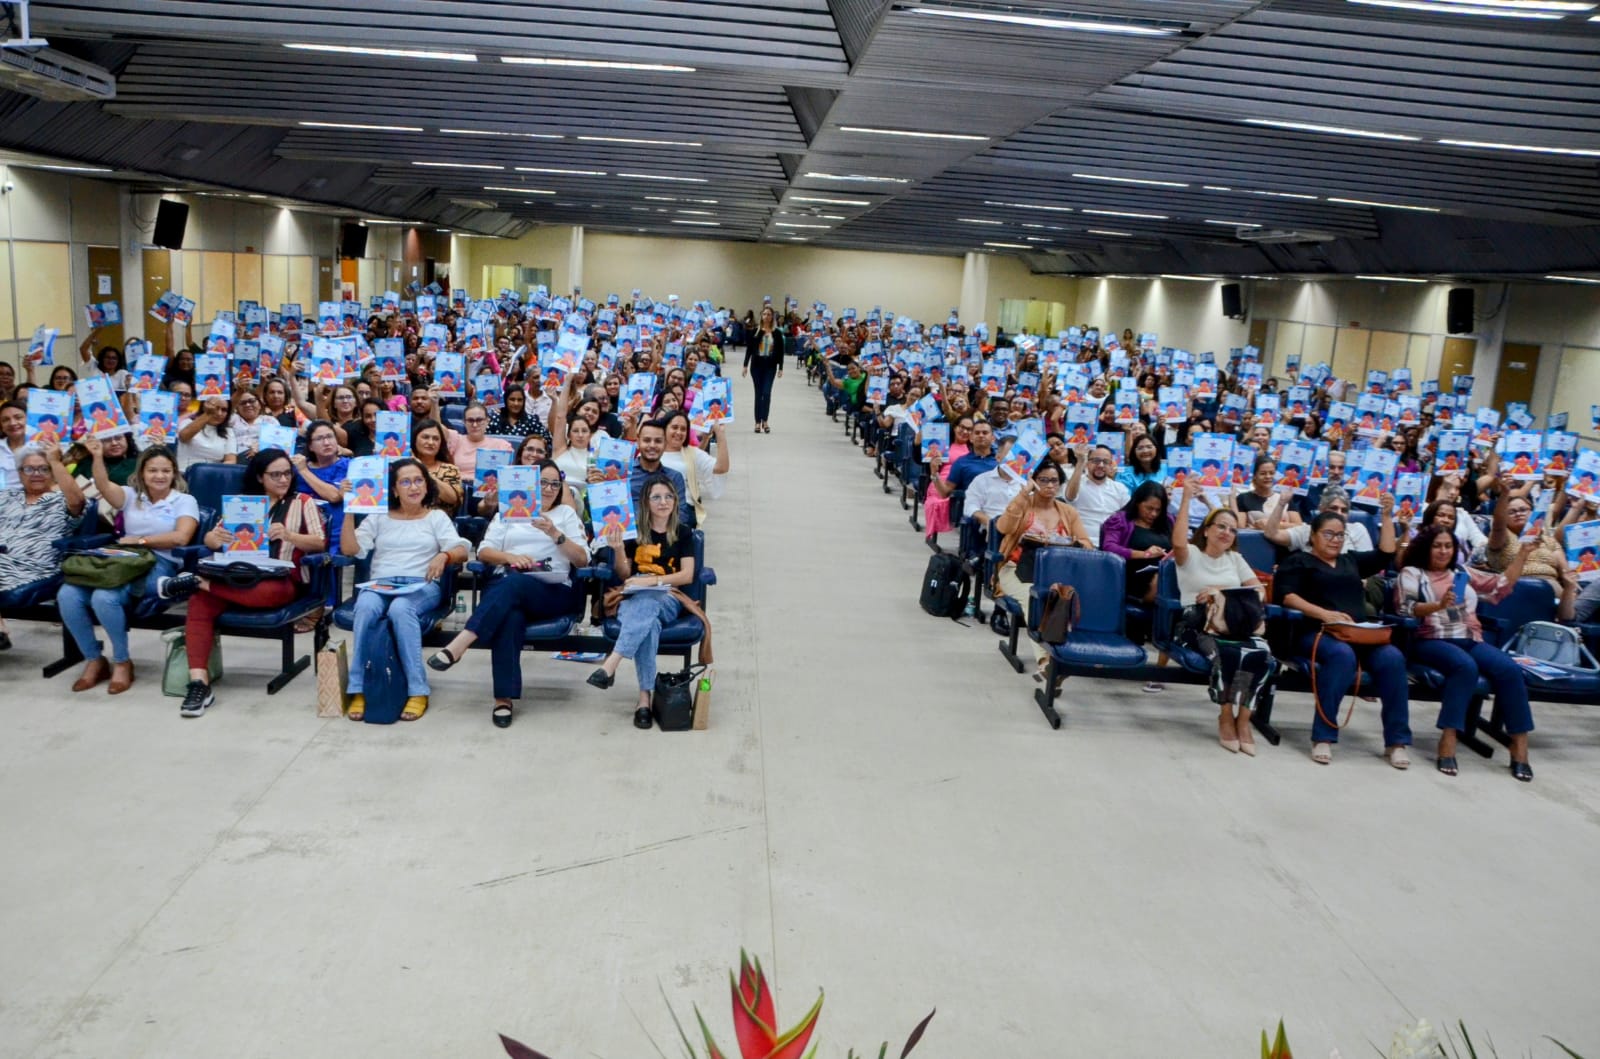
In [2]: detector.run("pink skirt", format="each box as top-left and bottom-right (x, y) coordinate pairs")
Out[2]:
(924, 488), (953, 536)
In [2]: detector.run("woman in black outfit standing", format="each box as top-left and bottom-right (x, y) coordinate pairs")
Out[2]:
(743, 306), (784, 433)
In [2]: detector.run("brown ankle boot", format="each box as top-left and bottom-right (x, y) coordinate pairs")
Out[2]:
(73, 657), (111, 692)
(108, 660), (135, 695)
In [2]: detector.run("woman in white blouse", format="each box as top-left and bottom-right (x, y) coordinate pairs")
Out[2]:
(340, 457), (469, 721)
(176, 397), (238, 471)
(660, 410), (728, 525)
(428, 458), (590, 728)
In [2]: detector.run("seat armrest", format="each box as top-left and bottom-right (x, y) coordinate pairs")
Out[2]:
(700, 567), (717, 586)
(56, 533), (115, 553)
(574, 563), (613, 582)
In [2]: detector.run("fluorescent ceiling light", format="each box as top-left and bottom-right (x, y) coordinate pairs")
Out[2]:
(1244, 118), (1420, 142)
(435, 229), (453, 233)
(959, 218), (1004, 225)
(676, 209), (716, 216)
(1327, 196), (1441, 212)
(1346, 0), (1569, 17)
(1249, 190), (1319, 200)
(803, 172), (910, 184)
(1025, 237), (1053, 242)
(776, 222), (831, 229)
(1546, 274), (1600, 283)
(300, 120), (423, 132)
(361, 219), (408, 225)
(1082, 208), (1169, 219)
(285, 43), (477, 62)
(515, 166), (608, 176)
(1161, 274), (1215, 282)
(1355, 274), (1429, 283)
(838, 126), (988, 142)
(578, 135), (702, 147)
(984, 242), (1032, 249)
(1205, 219), (1263, 228)
(1073, 172), (1189, 188)
(440, 128), (563, 139)
(1203, 185), (1233, 191)
(482, 186), (557, 195)
(1087, 229), (1134, 237)
(616, 173), (709, 183)
(29, 163), (112, 173)
(671, 219), (720, 226)
(791, 195), (869, 206)
(1438, 138), (1600, 157)
(912, 7), (1177, 35)
(412, 161), (504, 170)
(983, 200), (1073, 213)
(502, 56), (696, 72)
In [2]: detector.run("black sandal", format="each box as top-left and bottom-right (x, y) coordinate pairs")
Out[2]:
(427, 647), (460, 671)
(1437, 756), (1458, 777)
(633, 706), (654, 730)
(1510, 760), (1534, 782)
(492, 702), (513, 728)
(587, 668), (615, 690)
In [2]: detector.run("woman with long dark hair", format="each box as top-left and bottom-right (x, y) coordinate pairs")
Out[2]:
(1099, 481), (1171, 603)
(742, 306), (784, 434)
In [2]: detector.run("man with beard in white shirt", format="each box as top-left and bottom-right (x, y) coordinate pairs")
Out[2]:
(1065, 441), (1129, 542)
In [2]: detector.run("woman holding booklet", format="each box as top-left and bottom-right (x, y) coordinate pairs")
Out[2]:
(992, 459), (1094, 681)
(161, 448), (326, 719)
(1396, 526), (1537, 781)
(1170, 478), (1274, 755)
(339, 458), (469, 722)
(427, 459), (590, 728)
(59, 441), (198, 695)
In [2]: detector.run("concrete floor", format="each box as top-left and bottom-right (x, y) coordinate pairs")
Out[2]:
(4, 375), (1599, 1059)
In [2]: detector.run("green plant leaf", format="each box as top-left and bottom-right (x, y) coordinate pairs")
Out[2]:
(659, 981), (701, 1059)
(1546, 1038), (1587, 1059)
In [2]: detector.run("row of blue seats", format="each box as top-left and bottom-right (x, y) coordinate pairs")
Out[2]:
(2, 461), (715, 694)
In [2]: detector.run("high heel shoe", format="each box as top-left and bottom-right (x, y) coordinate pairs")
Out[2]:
(1235, 713), (1255, 756)
(1218, 715), (1240, 754)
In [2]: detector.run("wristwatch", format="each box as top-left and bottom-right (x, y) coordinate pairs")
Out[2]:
(555, 533), (567, 545)
(138, 537), (147, 546)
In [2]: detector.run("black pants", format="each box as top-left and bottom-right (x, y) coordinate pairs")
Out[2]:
(750, 357), (778, 423)
(465, 573), (581, 700)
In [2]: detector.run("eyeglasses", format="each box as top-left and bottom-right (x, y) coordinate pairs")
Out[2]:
(1088, 457), (1112, 466)
(396, 477), (428, 488)
(539, 478), (562, 488)
(1035, 477), (1061, 487)
(465, 416), (488, 424)
(19, 465), (51, 477)
(648, 493), (676, 504)
(263, 469), (294, 480)
(1318, 531), (1347, 542)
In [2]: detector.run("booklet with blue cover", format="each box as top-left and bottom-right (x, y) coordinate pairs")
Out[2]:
(373, 412), (410, 459)
(220, 496), (269, 553)
(588, 479), (636, 541)
(475, 447), (512, 497)
(76, 376), (129, 439)
(138, 391), (177, 445)
(498, 465), (538, 522)
(346, 456), (389, 512)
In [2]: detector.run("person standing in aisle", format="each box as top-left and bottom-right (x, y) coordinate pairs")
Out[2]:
(743, 305), (784, 434)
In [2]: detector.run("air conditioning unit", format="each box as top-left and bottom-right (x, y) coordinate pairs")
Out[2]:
(0, 45), (115, 102)
(1236, 228), (1336, 244)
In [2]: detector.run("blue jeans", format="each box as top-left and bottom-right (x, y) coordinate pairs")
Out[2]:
(1296, 629), (1412, 746)
(58, 556), (179, 664)
(1412, 637), (1535, 736)
(613, 591), (682, 692)
(466, 573), (580, 700)
(348, 582), (441, 697)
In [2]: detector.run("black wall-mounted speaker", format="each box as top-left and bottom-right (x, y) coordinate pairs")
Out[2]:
(340, 222), (369, 259)
(152, 199), (189, 249)
(1220, 282), (1243, 319)
(1447, 287), (1475, 334)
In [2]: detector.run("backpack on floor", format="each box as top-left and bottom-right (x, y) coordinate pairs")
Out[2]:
(355, 613), (408, 725)
(919, 552), (970, 620)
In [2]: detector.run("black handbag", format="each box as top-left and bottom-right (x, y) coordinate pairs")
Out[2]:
(652, 664), (705, 731)
(196, 558), (293, 588)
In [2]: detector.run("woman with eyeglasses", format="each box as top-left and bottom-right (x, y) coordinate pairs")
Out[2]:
(176, 396), (238, 471)
(428, 458), (589, 728)
(1397, 525), (1538, 781)
(59, 440), (198, 694)
(338, 457), (469, 722)
(451, 401), (513, 480)
(993, 459), (1094, 682)
(159, 448), (327, 718)
(586, 472), (697, 730)
(320, 384), (362, 450)
(1476, 478), (1579, 619)
(229, 389), (268, 457)
(1275, 494), (1411, 768)
(0, 441), (86, 649)
(1171, 478), (1274, 754)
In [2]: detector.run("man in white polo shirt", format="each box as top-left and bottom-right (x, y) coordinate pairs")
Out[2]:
(1065, 442), (1129, 543)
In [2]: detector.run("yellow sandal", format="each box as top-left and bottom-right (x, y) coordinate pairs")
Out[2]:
(400, 695), (428, 721)
(346, 693), (365, 722)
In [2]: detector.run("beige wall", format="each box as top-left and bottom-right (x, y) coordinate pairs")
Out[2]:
(1075, 277), (1253, 357)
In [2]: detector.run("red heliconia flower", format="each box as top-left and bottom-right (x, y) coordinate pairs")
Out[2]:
(699, 950), (823, 1059)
